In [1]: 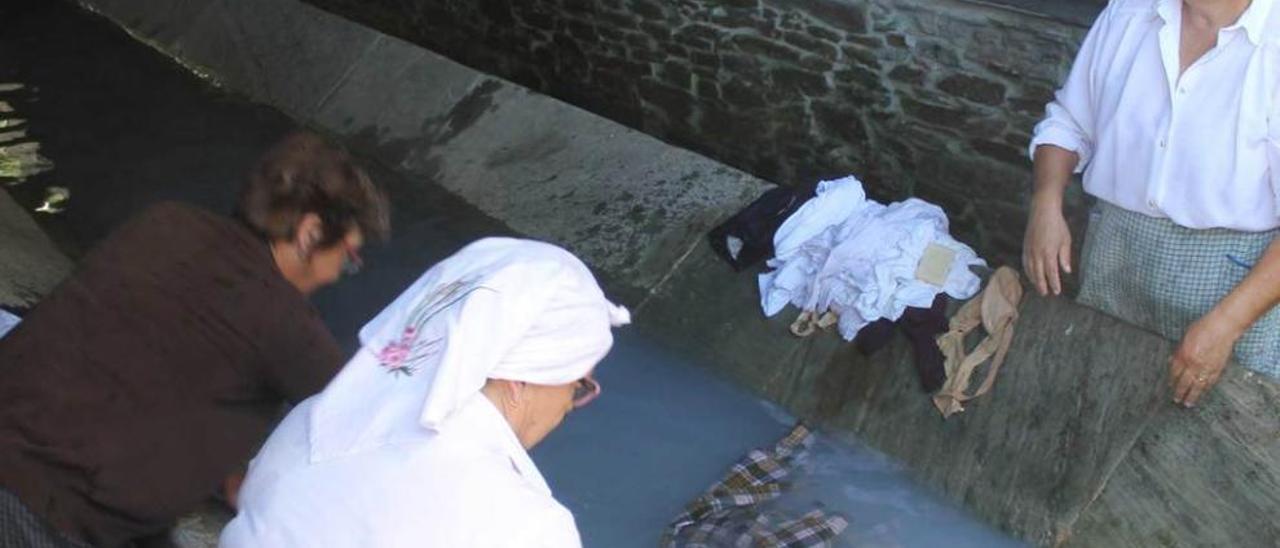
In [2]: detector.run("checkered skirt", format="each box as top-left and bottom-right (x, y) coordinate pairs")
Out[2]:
(0, 489), (90, 548)
(1078, 202), (1280, 379)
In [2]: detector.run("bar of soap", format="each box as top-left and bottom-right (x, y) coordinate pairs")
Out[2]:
(915, 242), (956, 287)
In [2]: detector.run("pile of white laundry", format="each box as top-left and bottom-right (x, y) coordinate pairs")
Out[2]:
(759, 176), (985, 340)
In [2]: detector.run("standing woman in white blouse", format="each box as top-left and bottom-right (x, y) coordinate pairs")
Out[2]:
(1024, 0), (1279, 406)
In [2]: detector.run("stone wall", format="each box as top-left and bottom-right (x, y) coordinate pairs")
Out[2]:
(302, 0), (1098, 265)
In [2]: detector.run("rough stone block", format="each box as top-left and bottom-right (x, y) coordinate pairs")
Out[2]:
(782, 30), (838, 60)
(657, 61), (694, 90)
(789, 0), (869, 34)
(840, 43), (882, 69)
(638, 78), (694, 121)
(729, 34), (802, 64)
(970, 138), (1027, 166)
(938, 74), (1008, 106)
(806, 24), (842, 43)
(628, 0), (666, 20)
(718, 78), (770, 109)
(770, 67), (830, 96)
(711, 9), (763, 31)
(812, 101), (870, 145)
(888, 64), (926, 85)
(796, 54), (835, 74)
(901, 96), (970, 128)
(0, 189), (72, 309)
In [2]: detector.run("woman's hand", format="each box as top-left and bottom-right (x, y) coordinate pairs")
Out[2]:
(223, 471), (245, 510)
(1022, 201), (1073, 296)
(1169, 311), (1242, 407)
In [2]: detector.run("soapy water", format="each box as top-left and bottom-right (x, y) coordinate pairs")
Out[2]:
(536, 332), (1025, 547)
(765, 435), (1024, 547)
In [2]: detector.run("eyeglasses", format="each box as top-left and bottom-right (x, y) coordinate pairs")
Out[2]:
(341, 245), (363, 276)
(572, 375), (601, 409)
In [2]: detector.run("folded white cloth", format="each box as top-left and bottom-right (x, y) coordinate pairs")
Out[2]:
(760, 176), (985, 340)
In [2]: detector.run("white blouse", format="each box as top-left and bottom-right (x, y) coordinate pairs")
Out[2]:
(219, 388), (582, 548)
(1031, 0), (1280, 231)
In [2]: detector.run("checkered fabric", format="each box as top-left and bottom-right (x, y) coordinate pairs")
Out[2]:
(663, 424), (848, 548)
(0, 489), (91, 548)
(1078, 201), (1280, 378)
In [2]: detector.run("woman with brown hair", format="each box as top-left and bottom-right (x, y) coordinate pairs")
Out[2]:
(0, 131), (389, 547)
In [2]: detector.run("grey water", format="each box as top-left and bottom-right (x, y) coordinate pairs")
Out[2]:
(536, 332), (1025, 547)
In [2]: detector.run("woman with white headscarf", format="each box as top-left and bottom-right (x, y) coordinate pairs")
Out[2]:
(219, 238), (630, 548)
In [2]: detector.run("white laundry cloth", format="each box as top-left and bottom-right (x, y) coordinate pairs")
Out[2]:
(760, 176), (985, 340)
(0, 310), (18, 339)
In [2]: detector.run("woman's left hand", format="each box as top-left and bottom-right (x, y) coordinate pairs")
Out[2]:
(1169, 311), (1242, 407)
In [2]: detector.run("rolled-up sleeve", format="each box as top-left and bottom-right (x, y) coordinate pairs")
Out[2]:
(1028, 9), (1111, 173)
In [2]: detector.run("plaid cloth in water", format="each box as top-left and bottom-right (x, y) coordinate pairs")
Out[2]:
(0, 489), (91, 548)
(1078, 202), (1280, 379)
(664, 424), (848, 548)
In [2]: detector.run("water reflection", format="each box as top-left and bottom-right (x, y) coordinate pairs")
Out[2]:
(0, 83), (60, 213)
(34, 186), (69, 214)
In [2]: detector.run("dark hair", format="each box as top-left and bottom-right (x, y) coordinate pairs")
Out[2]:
(237, 131), (390, 247)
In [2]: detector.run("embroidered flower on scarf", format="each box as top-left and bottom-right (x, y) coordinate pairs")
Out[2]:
(377, 326), (420, 376)
(374, 277), (485, 378)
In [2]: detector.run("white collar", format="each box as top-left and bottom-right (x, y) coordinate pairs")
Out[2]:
(445, 393), (553, 496)
(1235, 0), (1276, 45)
(1155, 0), (1275, 45)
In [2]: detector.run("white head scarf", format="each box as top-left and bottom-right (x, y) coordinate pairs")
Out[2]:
(308, 238), (630, 462)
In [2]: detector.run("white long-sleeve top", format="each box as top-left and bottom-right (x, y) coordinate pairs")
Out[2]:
(219, 377), (581, 548)
(1030, 0), (1280, 231)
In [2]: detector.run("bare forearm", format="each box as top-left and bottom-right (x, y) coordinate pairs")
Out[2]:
(1024, 144), (1083, 295)
(1031, 145), (1079, 210)
(1209, 236), (1280, 338)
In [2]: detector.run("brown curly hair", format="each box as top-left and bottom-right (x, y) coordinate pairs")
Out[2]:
(237, 131), (390, 247)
